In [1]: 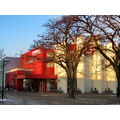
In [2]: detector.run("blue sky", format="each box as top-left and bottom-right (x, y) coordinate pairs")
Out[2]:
(0, 15), (60, 57)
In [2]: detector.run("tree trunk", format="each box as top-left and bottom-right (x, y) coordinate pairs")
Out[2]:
(116, 77), (120, 97)
(116, 66), (120, 97)
(69, 77), (75, 98)
(67, 73), (75, 98)
(67, 74), (70, 93)
(73, 68), (77, 94)
(66, 68), (77, 98)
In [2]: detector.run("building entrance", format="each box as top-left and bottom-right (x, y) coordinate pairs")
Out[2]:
(23, 79), (33, 91)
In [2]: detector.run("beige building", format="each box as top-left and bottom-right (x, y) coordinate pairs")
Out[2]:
(55, 48), (117, 94)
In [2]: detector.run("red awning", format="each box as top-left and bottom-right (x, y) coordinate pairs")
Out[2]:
(16, 73), (57, 79)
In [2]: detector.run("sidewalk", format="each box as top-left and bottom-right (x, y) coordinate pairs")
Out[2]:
(0, 91), (120, 105)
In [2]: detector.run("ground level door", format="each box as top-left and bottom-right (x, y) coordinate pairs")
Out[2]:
(39, 79), (57, 93)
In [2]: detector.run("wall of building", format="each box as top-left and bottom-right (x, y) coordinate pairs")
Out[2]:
(0, 57), (19, 88)
(3, 42), (117, 94)
(5, 48), (57, 92)
(19, 48), (57, 78)
(55, 64), (67, 93)
(55, 52), (117, 94)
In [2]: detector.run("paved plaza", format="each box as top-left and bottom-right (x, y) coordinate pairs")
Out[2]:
(0, 91), (120, 105)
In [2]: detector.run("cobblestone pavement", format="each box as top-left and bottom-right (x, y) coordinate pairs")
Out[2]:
(0, 91), (120, 105)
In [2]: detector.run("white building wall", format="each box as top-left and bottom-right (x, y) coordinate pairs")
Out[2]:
(55, 64), (67, 93)
(101, 81), (108, 93)
(77, 79), (84, 93)
(57, 77), (67, 93)
(108, 81), (117, 94)
(55, 52), (117, 94)
(84, 56), (92, 93)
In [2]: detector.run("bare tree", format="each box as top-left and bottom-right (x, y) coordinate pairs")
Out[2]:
(76, 15), (120, 96)
(0, 49), (5, 60)
(31, 16), (88, 98)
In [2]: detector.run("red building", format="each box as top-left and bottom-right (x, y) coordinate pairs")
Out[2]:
(6, 47), (57, 92)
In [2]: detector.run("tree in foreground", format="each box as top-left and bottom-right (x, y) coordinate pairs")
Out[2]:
(31, 16), (88, 98)
(77, 15), (120, 96)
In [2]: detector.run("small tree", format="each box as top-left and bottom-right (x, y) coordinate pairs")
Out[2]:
(31, 16), (88, 98)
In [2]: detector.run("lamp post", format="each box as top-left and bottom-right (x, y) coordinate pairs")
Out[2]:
(1, 60), (5, 99)
(1, 59), (9, 99)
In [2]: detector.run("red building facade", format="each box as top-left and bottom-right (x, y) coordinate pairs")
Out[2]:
(6, 47), (57, 92)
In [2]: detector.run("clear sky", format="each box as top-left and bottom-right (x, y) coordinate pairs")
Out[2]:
(0, 15), (60, 57)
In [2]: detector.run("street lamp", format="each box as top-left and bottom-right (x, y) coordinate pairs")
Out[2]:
(1, 59), (9, 99)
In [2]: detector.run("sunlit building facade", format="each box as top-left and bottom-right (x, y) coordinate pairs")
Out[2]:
(55, 53), (117, 94)
(55, 39), (117, 94)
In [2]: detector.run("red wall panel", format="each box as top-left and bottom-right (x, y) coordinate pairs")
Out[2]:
(19, 48), (57, 78)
